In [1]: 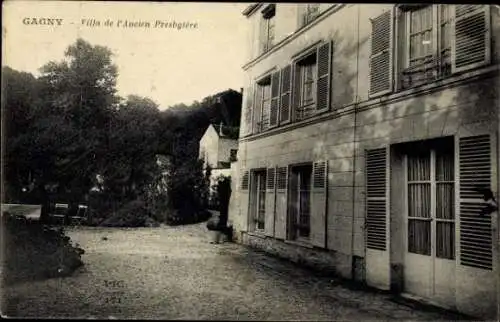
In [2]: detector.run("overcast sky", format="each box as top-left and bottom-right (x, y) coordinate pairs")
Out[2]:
(2, 1), (248, 110)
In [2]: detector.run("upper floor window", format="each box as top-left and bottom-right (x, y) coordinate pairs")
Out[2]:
(400, 5), (453, 89)
(261, 5), (276, 54)
(296, 53), (317, 120)
(301, 4), (320, 27)
(368, 5), (492, 98)
(254, 76), (272, 133)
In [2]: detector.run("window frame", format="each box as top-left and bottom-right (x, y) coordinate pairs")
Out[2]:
(301, 4), (321, 27)
(292, 47), (318, 121)
(261, 4), (276, 53)
(397, 4), (484, 90)
(252, 169), (267, 232)
(229, 149), (238, 162)
(255, 75), (272, 133)
(288, 163), (313, 241)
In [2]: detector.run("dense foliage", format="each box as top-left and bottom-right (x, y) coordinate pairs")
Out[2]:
(3, 38), (218, 226)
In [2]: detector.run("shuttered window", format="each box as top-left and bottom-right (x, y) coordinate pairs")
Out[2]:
(254, 77), (272, 133)
(366, 148), (388, 251)
(289, 164), (313, 239)
(243, 87), (254, 136)
(292, 64), (302, 121)
(269, 71), (280, 127)
(241, 170), (250, 190)
(369, 10), (393, 97)
(397, 5), (491, 89)
(265, 167), (277, 236)
(274, 166), (289, 239)
(267, 168), (276, 190)
(292, 40), (332, 121)
(279, 65), (292, 124)
(459, 135), (492, 270)
(276, 167), (287, 190)
(252, 170), (267, 231)
(452, 5), (491, 73)
(316, 42), (332, 112)
(311, 161), (328, 247)
(252, 84), (262, 134)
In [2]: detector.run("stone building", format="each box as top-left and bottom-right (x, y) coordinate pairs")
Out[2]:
(229, 4), (500, 319)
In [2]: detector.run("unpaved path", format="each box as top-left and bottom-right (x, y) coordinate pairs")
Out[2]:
(2, 223), (468, 320)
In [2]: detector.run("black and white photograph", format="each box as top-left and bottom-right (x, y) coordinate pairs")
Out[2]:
(1, 2), (499, 320)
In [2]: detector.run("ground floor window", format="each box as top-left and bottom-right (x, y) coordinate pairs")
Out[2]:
(289, 164), (312, 239)
(251, 170), (267, 231)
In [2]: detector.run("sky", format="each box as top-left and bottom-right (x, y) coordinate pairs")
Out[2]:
(2, 1), (249, 110)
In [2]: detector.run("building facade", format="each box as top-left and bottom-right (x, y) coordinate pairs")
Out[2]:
(230, 4), (500, 318)
(200, 124), (239, 170)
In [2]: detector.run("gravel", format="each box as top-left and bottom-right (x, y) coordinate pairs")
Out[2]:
(1, 223), (469, 320)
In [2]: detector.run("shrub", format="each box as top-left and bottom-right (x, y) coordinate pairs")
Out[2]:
(99, 198), (160, 227)
(2, 211), (85, 286)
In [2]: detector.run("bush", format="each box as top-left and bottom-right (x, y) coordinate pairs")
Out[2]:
(2, 211), (85, 286)
(99, 198), (160, 227)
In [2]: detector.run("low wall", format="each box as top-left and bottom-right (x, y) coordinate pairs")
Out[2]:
(241, 232), (343, 276)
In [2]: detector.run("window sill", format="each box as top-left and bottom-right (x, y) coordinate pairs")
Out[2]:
(240, 63), (499, 143)
(362, 63), (499, 111)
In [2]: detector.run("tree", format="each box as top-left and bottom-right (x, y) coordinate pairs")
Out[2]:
(102, 95), (161, 200)
(3, 38), (119, 211)
(2, 67), (42, 202)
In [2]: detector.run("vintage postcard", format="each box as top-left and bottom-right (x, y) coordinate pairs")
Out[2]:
(1, 1), (499, 320)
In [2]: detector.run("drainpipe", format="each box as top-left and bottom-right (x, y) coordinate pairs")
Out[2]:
(350, 4), (361, 282)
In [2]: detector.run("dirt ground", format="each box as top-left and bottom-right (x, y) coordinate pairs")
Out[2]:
(1, 222), (471, 320)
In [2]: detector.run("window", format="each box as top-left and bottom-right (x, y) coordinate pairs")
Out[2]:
(252, 170), (267, 231)
(301, 4), (320, 27)
(254, 77), (272, 132)
(295, 53), (317, 120)
(406, 139), (455, 259)
(399, 5), (486, 89)
(399, 5), (451, 88)
(369, 5), (491, 97)
(261, 5), (276, 53)
(289, 164), (312, 239)
(230, 149), (237, 162)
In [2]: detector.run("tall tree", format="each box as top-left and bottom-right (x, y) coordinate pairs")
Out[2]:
(102, 95), (161, 199)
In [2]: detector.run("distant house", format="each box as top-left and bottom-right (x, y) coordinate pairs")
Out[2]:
(198, 90), (242, 206)
(199, 123), (239, 170)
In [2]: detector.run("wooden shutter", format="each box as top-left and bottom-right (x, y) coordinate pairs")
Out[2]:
(316, 42), (332, 112)
(288, 167), (298, 240)
(452, 5), (491, 74)
(311, 161), (328, 248)
(366, 148), (388, 251)
(243, 86), (254, 136)
(240, 169), (250, 231)
(269, 72), (280, 128)
(459, 134), (492, 270)
(369, 10), (394, 98)
(279, 65), (292, 124)
(291, 64), (302, 122)
(265, 167), (276, 236)
(253, 85), (262, 134)
(274, 166), (288, 239)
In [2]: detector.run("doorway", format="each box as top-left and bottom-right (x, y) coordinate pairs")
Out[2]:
(402, 137), (457, 306)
